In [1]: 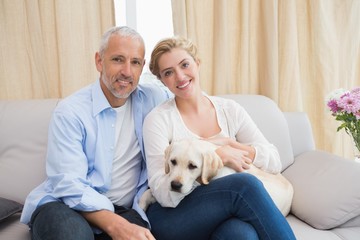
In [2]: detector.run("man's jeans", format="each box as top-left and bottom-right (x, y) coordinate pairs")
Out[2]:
(147, 173), (296, 240)
(29, 201), (148, 240)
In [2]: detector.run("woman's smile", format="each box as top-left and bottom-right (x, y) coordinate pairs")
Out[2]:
(177, 80), (191, 89)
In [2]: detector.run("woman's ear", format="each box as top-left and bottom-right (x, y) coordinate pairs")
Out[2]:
(196, 58), (201, 67)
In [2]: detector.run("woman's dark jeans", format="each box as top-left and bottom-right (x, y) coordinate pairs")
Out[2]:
(147, 173), (296, 240)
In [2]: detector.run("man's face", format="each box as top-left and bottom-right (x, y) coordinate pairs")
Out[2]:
(96, 34), (145, 107)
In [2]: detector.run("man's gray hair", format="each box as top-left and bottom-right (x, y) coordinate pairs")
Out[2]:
(99, 26), (145, 57)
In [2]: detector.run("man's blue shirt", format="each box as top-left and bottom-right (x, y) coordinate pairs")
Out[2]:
(20, 80), (170, 225)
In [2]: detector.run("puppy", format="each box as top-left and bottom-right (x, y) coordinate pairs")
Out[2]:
(139, 139), (293, 216)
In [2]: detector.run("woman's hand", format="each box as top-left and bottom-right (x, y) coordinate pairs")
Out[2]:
(204, 137), (256, 172)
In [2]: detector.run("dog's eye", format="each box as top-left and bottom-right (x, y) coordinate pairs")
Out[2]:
(170, 159), (177, 166)
(188, 163), (197, 170)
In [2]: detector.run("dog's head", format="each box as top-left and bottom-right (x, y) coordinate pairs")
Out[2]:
(164, 139), (223, 194)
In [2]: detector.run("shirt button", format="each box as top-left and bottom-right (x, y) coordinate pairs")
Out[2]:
(111, 124), (115, 128)
(110, 146), (114, 150)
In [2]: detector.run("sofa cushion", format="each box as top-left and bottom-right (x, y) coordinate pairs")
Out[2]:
(0, 213), (31, 240)
(0, 99), (59, 204)
(283, 150), (360, 229)
(0, 198), (23, 222)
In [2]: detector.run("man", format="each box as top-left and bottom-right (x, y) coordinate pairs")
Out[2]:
(20, 26), (170, 240)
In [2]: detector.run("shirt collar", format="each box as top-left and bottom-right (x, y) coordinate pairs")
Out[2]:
(91, 79), (141, 117)
(92, 79), (112, 117)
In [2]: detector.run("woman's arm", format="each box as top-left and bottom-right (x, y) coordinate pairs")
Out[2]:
(205, 137), (255, 172)
(234, 103), (281, 173)
(209, 98), (282, 174)
(142, 107), (189, 207)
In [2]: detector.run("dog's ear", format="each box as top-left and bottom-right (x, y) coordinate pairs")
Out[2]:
(201, 151), (223, 184)
(164, 144), (173, 174)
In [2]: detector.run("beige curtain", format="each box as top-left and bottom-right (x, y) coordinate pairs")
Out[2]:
(171, 0), (360, 159)
(0, 0), (115, 99)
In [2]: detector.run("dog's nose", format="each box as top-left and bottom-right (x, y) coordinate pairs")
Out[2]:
(171, 181), (183, 191)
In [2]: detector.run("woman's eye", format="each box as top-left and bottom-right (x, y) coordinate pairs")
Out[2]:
(182, 62), (189, 68)
(164, 71), (172, 77)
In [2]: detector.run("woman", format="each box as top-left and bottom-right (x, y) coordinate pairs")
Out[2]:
(142, 37), (295, 240)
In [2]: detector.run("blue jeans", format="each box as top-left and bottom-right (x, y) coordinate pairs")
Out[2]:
(29, 201), (148, 240)
(147, 173), (296, 240)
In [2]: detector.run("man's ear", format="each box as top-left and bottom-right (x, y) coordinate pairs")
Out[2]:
(95, 52), (103, 72)
(164, 144), (173, 174)
(201, 151), (223, 184)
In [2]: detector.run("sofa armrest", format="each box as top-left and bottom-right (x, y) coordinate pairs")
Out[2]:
(283, 112), (315, 157)
(282, 150), (360, 230)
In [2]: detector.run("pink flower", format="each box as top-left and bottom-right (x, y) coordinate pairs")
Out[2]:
(327, 99), (340, 114)
(327, 87), (360, 152)
(338, 94), (360, 115)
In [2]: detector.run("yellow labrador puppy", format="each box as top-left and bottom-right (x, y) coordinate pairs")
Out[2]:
(140, 139), (293, 216)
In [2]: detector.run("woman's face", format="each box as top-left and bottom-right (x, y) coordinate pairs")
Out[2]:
(157, 48), (200, 98)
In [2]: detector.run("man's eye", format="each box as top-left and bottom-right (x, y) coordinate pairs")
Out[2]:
(170, 159), (177, 166)
(182, 62), (189, 68)
(132, 60), (142, 65)
(112, 57), (122, 62)
(188, 163), (197, 170)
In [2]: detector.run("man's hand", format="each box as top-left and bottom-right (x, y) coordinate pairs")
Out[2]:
(107, 221), (155, 240)
(81, 210), (155, 240)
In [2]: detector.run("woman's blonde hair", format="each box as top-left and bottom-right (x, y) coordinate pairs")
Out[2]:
(149, 37), (198, 79)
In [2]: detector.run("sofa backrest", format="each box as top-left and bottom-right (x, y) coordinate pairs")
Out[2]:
(0, 99), (59, 204)
(218, 94), (295, 171)
(0, 95), (294, 204)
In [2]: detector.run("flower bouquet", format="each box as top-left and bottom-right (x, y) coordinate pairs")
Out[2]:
(326, 87), (360, 160)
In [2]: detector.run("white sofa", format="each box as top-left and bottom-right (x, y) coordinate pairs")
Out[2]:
(1, 95), (360, 239)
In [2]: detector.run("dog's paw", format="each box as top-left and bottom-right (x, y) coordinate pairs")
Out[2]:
(139, 189), (157, 211)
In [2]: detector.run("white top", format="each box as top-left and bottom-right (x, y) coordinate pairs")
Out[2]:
(105, 99), (142, 207)
(143, 95), (281, 207)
